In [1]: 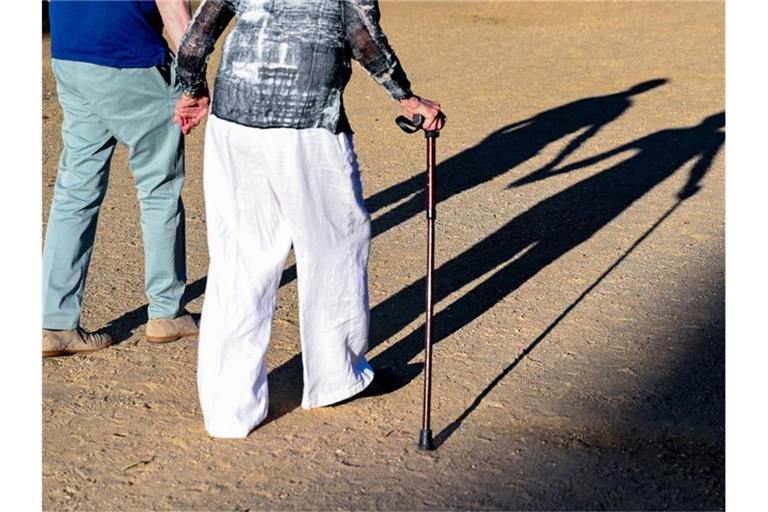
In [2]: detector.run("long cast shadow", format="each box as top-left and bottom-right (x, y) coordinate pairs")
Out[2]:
(104, 81), (665, 342)
(433, 198), (685, 448)
(267, 112), (724, 423)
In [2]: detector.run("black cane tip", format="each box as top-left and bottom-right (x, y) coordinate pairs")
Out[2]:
(417, 429), (435, 451)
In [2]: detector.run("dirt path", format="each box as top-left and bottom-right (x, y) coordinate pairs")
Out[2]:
(42, 2), (724, 510)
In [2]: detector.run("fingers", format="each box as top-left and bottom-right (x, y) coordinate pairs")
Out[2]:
(192, 108), (209, 124)
(426, 118), (444, 132)
(176, 106), (205, 117)
(422, 109), (445, 132)
(174, 112), (200, 135)
(435, 113), (446, 130)
(412, 97), (444, 132)
(175, 96), (210, 119)
(174, 115), (191, 135)
(181, 117), (192, 135)
(174, 98), (209, 135)
(184, 119), (199, 135)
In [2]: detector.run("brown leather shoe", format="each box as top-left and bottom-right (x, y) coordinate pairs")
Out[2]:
(42, 328), (113, 358)
(145, 312), (199, 343)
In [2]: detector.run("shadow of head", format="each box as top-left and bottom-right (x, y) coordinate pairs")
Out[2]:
(702, 111), (725, 130)
(623, 78), (669, 97)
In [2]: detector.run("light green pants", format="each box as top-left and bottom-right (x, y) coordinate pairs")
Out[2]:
(43, 59), (187, 330)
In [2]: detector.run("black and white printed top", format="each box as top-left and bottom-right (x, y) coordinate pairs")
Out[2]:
(176, 0), (413, 133)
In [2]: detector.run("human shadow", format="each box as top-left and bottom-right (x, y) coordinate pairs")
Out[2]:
(505, 79), (668, 189)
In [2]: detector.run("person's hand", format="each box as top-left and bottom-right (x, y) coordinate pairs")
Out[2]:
(398, 95), (445, 132)
(174, 92), (210, 135)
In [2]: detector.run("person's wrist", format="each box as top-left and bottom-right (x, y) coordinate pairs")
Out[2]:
(399, 95), (420, 109)
(182, 82), (209, 100)
(183, 89), (205, 99)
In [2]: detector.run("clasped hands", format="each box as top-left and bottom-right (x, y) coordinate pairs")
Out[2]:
(174, 91), (210, 135)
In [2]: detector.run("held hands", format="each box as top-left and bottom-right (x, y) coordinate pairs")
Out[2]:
(398, 96), (445, 132)
(174, 92), (210, 135)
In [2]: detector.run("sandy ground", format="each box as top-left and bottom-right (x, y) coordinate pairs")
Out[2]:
(42, 2), (724, 510)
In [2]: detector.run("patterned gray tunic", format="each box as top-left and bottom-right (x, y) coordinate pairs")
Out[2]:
(176, 0), (413, 133)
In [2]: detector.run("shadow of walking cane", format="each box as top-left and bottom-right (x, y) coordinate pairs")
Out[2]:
(433, 198), (685, 447)
(431, 111), (725, 448)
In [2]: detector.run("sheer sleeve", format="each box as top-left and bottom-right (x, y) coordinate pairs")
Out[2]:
(175, 0), (236, 96)
(343, 0), (413, 100)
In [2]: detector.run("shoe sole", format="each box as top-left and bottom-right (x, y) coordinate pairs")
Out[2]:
(145, 331), (198, 344)
(42, 347), (109, 358)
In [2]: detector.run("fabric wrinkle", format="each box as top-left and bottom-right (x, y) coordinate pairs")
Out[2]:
(176, 0), (412, 133)
(197, 116), (374, 436)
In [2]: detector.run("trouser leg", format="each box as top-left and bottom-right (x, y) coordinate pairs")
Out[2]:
(197, 116), (292, 438)
(197, 119), (375, 435)
(127, 117), (186, 320)
(42, 60), (116, 330)
(105, 65), (187, 320)
(270, 130), (374, 408)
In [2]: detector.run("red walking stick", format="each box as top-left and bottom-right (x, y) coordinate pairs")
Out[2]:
(396, 112), (445, 450)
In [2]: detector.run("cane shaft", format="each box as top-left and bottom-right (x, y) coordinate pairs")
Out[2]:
(421, 134), (437, 435)
(426, 135), (437, 219)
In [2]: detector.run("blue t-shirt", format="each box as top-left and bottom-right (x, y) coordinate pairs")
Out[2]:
(49, 0), (169, 68)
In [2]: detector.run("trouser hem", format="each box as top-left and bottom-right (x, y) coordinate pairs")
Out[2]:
(42, 319), (80, 331)
(204, 427), (254, 439)
(147, 308), (185, 321)
(301, 368), (375, 409)
(204, 412), (268, 439)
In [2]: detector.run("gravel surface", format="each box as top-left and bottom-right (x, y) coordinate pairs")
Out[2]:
(42, 2), (724, 510)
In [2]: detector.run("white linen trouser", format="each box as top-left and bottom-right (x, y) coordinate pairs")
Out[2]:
(198, 115), (374, 438)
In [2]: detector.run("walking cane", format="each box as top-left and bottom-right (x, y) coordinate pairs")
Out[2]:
(395, 111), (445, 451)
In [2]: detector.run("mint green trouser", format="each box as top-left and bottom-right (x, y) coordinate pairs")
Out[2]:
(43, 59), (187, 330)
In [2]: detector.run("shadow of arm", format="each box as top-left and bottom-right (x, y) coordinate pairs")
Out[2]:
(508, 123), (604, 188)
(547, 140), (635, 174)
(677, 135), (724, 199)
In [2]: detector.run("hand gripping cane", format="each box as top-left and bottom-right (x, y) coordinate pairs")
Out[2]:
(395, 111), (446, 451)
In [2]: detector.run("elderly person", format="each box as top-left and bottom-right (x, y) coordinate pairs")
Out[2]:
(175, 0), (444, 438)
(43, 0), (199, 357)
